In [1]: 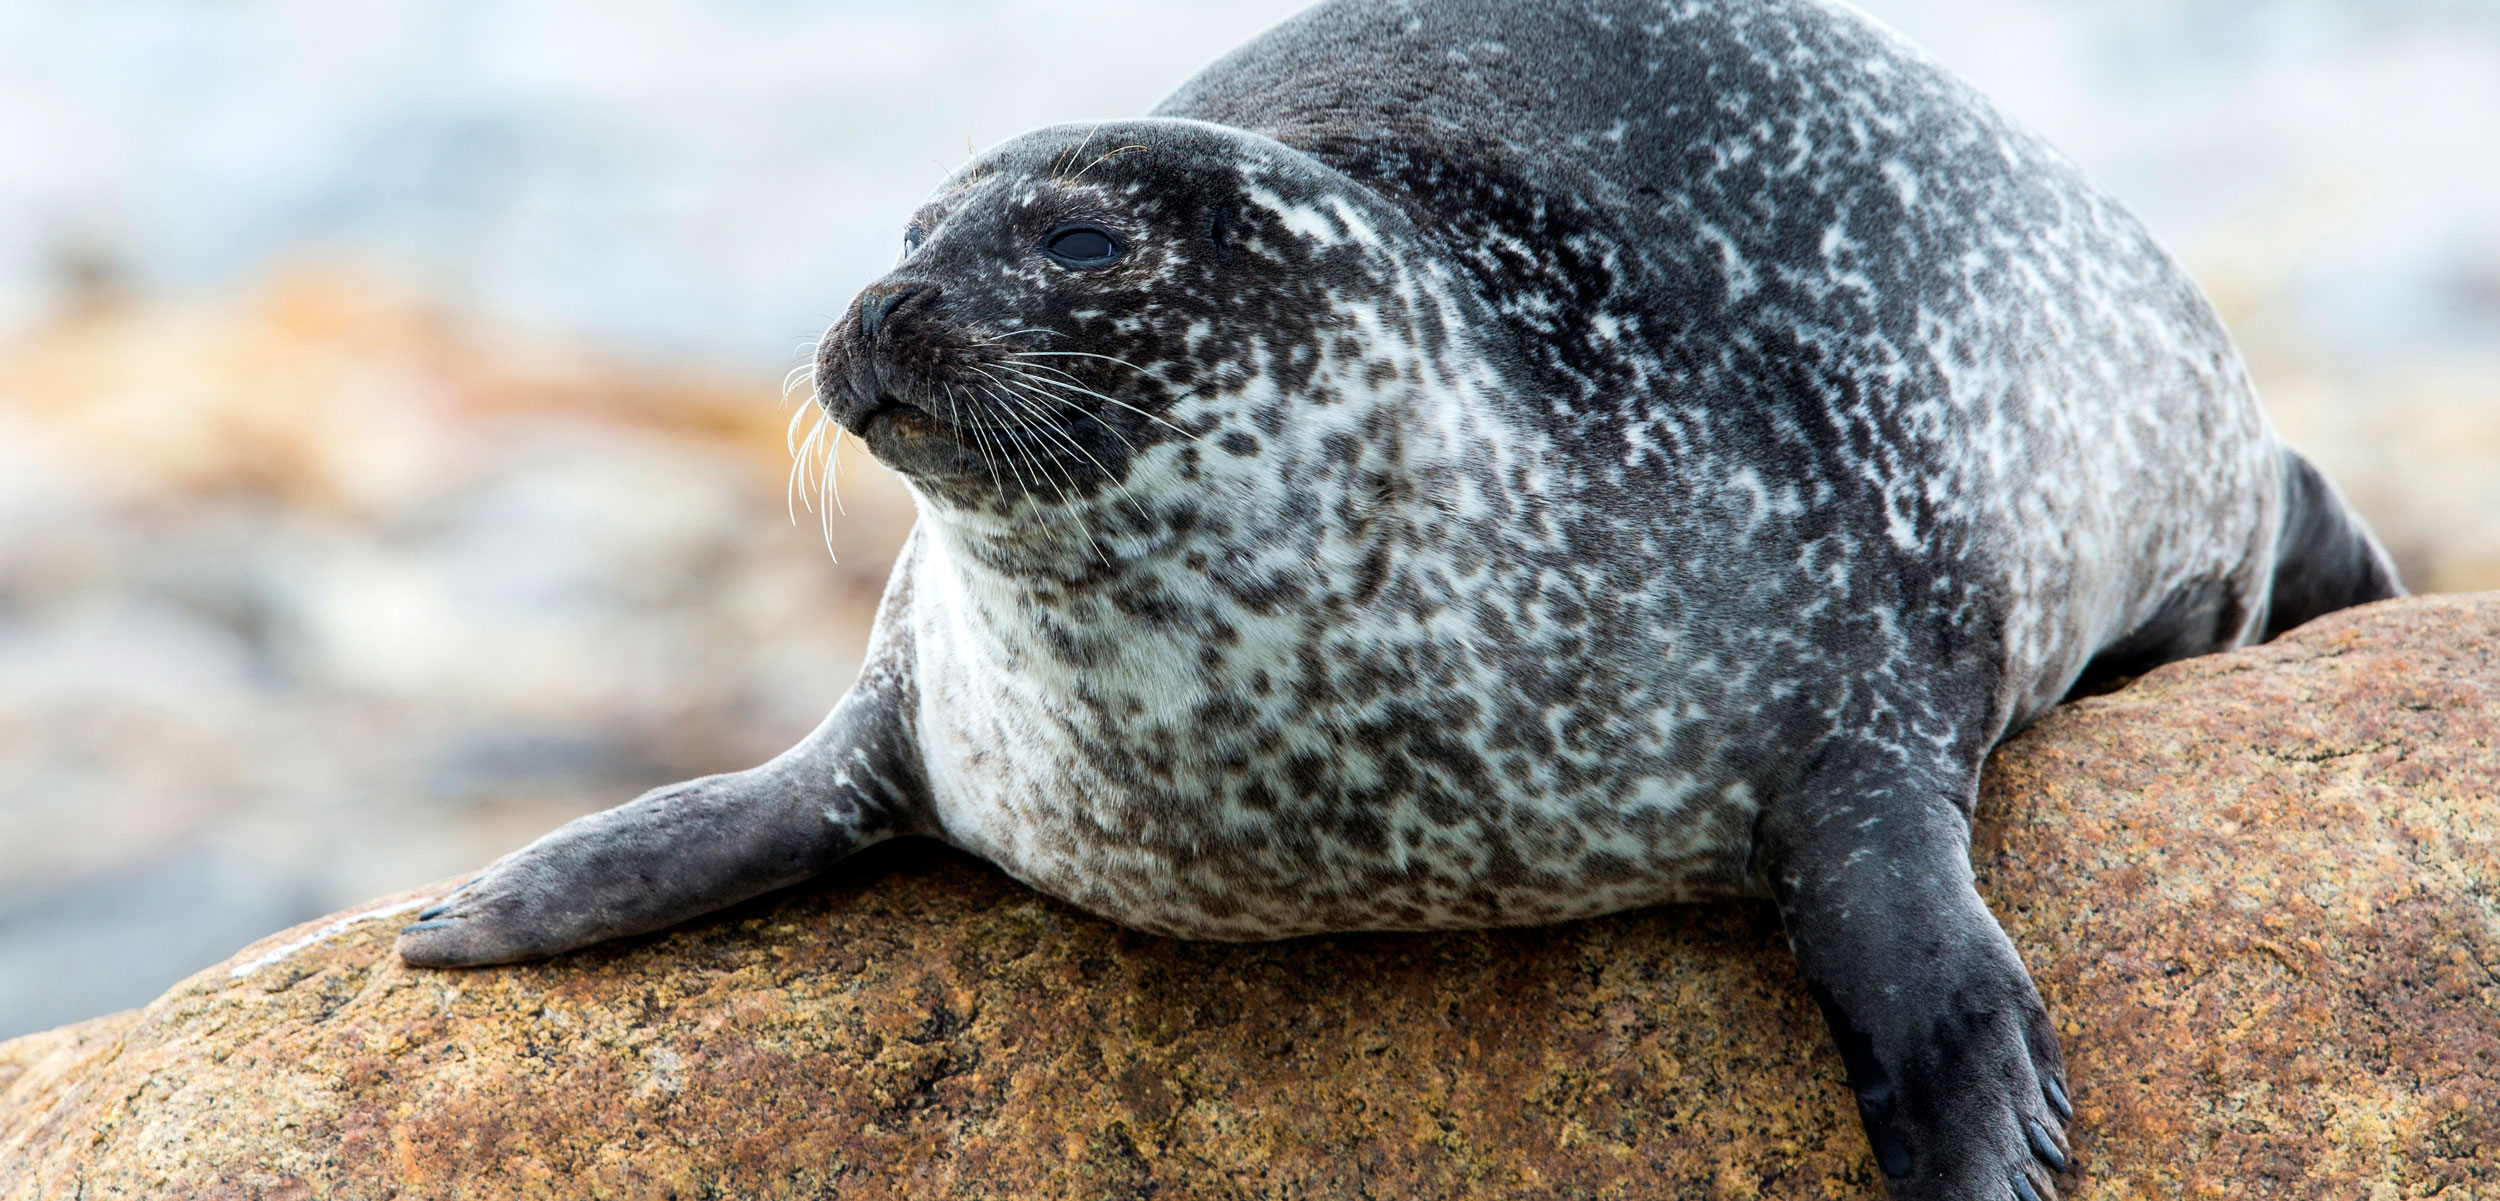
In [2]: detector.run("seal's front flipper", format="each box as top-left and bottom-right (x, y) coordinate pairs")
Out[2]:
(398, 686), (924, 968)
(1758, 748), (2074, 1200)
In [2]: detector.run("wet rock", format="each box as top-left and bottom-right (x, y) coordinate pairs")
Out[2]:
(1, 594), (2494, 1199)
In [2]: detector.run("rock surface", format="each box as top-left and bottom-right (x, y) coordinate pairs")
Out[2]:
(2, 594), (2495, 1200)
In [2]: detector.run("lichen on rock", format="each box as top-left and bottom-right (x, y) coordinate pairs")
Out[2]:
(2, 594), (2495, 1199)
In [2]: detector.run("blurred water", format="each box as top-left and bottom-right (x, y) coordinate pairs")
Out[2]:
(0, 1), (1311, 366)
(0, 0), (2492, 370)
(0, 0), (2495, 1041)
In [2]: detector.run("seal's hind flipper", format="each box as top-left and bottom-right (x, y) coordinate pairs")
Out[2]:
(2264, 447), (2403, 639)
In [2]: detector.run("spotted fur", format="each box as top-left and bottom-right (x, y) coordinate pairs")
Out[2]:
(402, 2), (2400, 1196)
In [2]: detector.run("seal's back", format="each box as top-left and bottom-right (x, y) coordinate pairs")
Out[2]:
(1162, 0), (2398, 729)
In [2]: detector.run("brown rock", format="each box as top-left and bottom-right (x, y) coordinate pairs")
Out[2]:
(3, 595), (2495, 1200)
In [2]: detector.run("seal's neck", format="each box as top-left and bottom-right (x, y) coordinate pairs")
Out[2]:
(904, 372), (1539, 712)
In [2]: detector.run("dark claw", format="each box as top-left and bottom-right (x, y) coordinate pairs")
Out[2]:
(416, 902), (454, 920)
(2011, 1175), (2043, 1201)
(399, 918), (458, 933)
(2026, 1119), (2068, 1172)
(2043, 1074), (2073, 1122)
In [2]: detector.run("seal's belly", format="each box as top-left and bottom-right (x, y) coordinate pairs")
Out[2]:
(918, 685), (1766, 940)
(902, 500), (1801, 938)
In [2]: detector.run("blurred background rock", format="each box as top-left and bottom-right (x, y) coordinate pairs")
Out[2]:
(0, 0), (2491, 1041)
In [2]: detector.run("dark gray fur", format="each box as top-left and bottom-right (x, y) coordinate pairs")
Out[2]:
(399, 2), (2402, 1196)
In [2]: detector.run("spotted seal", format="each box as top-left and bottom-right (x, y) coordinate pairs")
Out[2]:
(397, 1), (2403, 1195)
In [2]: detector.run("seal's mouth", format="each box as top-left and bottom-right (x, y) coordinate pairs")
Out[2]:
(832, 388), (971, 478)
(817, 361), (957, 447)
(850, 392), (937, 438)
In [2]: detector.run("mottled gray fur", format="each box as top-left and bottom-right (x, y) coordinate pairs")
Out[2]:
(400, 2), (2401, 1197)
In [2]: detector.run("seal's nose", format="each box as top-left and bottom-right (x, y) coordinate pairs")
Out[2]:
(858, 283), (928, 341)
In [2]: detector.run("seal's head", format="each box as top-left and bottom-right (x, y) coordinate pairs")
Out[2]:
(813, 118), (1478, 559)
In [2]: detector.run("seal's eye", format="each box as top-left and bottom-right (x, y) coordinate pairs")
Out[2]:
(1041, 225), (1124, 269)
(902, 226), (924, 257)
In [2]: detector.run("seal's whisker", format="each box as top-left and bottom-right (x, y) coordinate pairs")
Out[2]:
(1003, 368), (1192, 439)
(787, 335), (826, 378)
(978, 383), (1068, 501)
(977, 382), (1114, 565)
(1021, 423), (1152, 543)
(996, 357), (1091, 388)
(972, 369), (1153, 524)
(1009, 398), (1148, 502)
(999, 352), (1147, 394)
(782, 361), (818, 400)
(785, 395), (814, 458)
(1001, 356), (1175, 414)
(816, 423), (846, 561)
(788, 405), (831, 523)
(941, 383), (988, 492)
(816, 426), (835, 556)
(972, 364), (1143, 454)
(1072, 144), (1150, 182)
(1001, 362), (1202, 442)
(978, 382), (1082, 485)
(997, 360), (1115, 401)
(976, 409), (1026, 506)
(972, 387), (1060, 521)
(1003, 354), (1202, 439)
(786, 424), (808, 523)
(806, 412), (833, 515)
(1056, 118), (1110, 178)
(1012, 349), (1154, 374)
(945, 383), (1009, 500)
(978, 374), (1164, 528)
(826, 425), (849, 518)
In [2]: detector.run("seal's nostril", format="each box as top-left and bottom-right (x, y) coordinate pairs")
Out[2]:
(861, 285), (925, 341)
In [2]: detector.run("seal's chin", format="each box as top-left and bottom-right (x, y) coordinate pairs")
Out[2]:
(838, 391), (988, 481)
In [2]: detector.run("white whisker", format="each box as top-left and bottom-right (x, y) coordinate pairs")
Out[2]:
(785, 396), (813, 458)
(977, 382), (1112, 565)
(971, 364), (1139, 450)
(782, 362), (818, 400)
(946, 383), (1009, 500)
(788, 405), (830, 523)
(1002, 360), (1201, 441)
(982, 373), (1154, 527)
(1012, 349), (1156, 375)
(827, 426), (849, 518)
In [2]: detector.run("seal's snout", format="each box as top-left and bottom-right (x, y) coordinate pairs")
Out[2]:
(858, 283), (932, 341)
(815, 281), (949, 439)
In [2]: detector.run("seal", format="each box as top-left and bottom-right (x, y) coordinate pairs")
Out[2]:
(397, 1), (2403, 1196)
